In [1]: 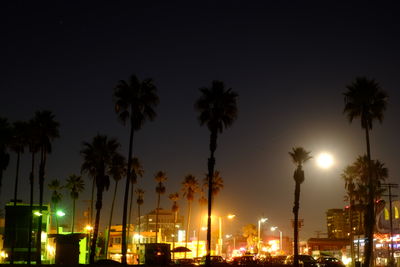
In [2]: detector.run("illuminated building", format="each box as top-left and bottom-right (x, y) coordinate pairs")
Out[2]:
(137, 208), (183, 242)
(326, 209), (350, 239)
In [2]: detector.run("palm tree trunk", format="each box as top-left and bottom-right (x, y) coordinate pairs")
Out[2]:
(36, 149), (46, 264)
(128, 180), (134, 251)
(197, 210), (204, 258)
(105, 180), (119, 258)
(185, 201), (192, 258)
(293, 181), (300, 267)
(11, 151), (21, 264)
(55, 203), (59, 234)
(90, 187), (103, 264)
(173, 210), (177, 260)
(88, 177), (95, 262)
(364, 126), (374, 267)
(28, 151), (35, 265)
(72, 198), (76, 234)
(155, 191), (161, 243)
(206, 130), (217, 267)
(122, 123), (134, 265)
(349, 199), (355, 267)
(138, 204), (141, 244)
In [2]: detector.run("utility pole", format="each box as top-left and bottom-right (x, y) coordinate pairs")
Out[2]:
(381, 183), (398, 267)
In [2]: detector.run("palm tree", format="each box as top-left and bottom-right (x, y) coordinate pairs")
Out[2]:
(26, 118), (40, 264)
(181, 175), (199, 253)
(0, 117), (11, 195)
(154, 171), (167, 243)
(10, 121), (28, 206)
(169, 192), (179, 259)
(105, 153), (126, 257)
(195, 80), (238, 264)
(48, 179), (63, 234)
(33, 110), (60, 264)
(128, 157), (144, 249)
(136, 188), (145, 243)
(65, 174), (85, 233)
(81, 134), (120, 264)
(9, 121), (28, 264)
(289, 147), (312, 267)
(343, 77), (388, 267)
(113, 74), (159, 264)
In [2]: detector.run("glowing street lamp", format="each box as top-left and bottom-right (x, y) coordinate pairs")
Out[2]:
(316, 152), (334, 169)
(56, 210), (65, 217)
(257, 218), (268, 253)
(271, 226), (283, 252)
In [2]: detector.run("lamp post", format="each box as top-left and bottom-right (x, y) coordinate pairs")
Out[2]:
(257, 218), (268, 253)
(217, 214), (236, 256)
(271, 226), (283, 252)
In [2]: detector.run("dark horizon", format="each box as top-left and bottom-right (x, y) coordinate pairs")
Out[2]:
(1, 1), (400, 240)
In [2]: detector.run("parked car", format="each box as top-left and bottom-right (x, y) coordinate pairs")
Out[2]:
(284, 255), (318, 267)
(231, 255), (257, 265)
(316, 257), (345, 267)
(199, 255), (225, 265)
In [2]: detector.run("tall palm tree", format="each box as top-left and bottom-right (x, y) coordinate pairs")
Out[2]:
(113, 74), (159, 264)
(181, 175), (199, 256)
(105, 153), (126, 257)
(154, 171), (167, 243)
(0, 117), (11, 195)
(33, 110), (59, 264)
(289, 147), (312, 267)
(81, 134), (120, 264)
(10, 121), (28, 206)
(169, 192), (179, 259)
(136, 188), (144, 243)
(195, 80), (238, 264)
(65, 174), (85, 234)
(48, 179), (63, 234)
(9, 121), (28, 264)
(26, 118), (40, 265)
(343, 76), (388, 267)
(128, 157), (144, 249)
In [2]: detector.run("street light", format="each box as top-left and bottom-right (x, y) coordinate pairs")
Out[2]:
(271, 226), (283, 252)
(257, 218), (268, 253)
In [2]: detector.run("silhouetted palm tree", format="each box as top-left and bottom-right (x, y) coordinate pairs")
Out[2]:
(105, 153), (126, 257)
(9, 121), (28, 264)
(289, 147), (311, 267)
(136, 188), (144, 242)
(65, 174), (85, 233)
(0, 117), (11, 195)
(182, 175), (199, 253)
(10, 121), (28, 206)
(195, 80), (238, 264)
(113, 74), (159, 264)
(26, 118), (40, 264)
(81, 134), (120, 264)
(128, 157), (144, 248)
(33, 110), (59, 264)
(154, 171), (167, 243)
(48, 179), (63, 234)
(169, 192), (179, 258)
(343, 77), (388, 267)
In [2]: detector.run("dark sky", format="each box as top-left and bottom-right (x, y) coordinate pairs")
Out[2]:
(1, 1), (400, 240)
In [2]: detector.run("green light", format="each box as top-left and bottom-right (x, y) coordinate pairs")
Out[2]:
(34, 211), (42, 216)
(56, 210), (65, 217)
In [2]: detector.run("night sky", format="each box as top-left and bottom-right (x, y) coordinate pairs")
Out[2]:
(1, 1), (400, 240)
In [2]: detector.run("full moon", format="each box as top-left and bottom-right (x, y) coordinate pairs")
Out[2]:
(316, 153), (334, 169)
